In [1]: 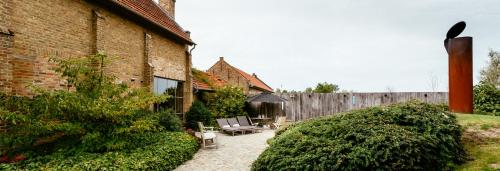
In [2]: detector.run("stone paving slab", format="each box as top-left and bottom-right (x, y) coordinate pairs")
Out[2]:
(175, 130), (275, 171)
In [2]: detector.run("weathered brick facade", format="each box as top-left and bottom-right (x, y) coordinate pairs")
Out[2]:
(208, 57), (273, 96)
(0, 0), (193, 112)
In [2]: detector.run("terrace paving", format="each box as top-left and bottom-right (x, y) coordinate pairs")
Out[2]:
(175, 130), (275, 171)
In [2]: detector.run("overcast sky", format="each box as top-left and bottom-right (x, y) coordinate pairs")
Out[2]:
(176, 0), (500, 92)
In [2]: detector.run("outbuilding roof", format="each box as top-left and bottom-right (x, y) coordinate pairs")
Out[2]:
(193, 70), (226, 91)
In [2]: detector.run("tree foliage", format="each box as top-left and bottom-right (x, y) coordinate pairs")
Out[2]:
(473, 82), (500, 115)
(0, 54), (179, 156)
(480, 50), (500, 88)
(305, 82), (339, 93)
(185, 101), (213, 130)
(206, 86), (247, 118)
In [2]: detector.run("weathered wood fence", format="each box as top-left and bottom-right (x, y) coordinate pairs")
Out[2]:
(276, 92), (448, 122)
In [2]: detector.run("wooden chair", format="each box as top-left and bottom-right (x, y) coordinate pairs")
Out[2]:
(237, 116), (262, 133)
(272, 116), (287, 129)
(198, 122), (217, 149)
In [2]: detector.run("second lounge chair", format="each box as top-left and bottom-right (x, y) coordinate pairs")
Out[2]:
(216, 118), (245, 136)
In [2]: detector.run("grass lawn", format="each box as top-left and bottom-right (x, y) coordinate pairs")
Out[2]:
(455, 113), (500, 171)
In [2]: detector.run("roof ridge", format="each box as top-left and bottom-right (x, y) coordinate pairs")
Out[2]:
(110, 0), (194, 44)
(252, 74), (273, 91)
(221, 60), (273, 92)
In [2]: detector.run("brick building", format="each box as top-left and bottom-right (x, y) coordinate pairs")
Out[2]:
(207, 57), (273, 96)
(0, 0), (194, 117)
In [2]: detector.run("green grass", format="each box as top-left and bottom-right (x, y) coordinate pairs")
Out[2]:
(456, 113), (500, 129)
(455, 113), (500, 171)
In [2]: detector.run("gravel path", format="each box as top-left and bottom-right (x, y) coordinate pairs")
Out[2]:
(175, 130), (275, 171)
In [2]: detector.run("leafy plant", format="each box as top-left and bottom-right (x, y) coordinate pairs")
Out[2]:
(305, 82), (339, 93)
(252, 101), (466, 171)
(159, 109), (183, 132)
(0, 53), (171, 155)
(473, 82), (500, 115)
(1, 132), (198, 170)
(206, 86), (247, 118)
(479, 50), (500, 88)
(185, 101), (213, 130)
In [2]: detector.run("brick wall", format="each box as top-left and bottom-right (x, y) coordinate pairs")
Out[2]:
(1, 0), (192, 111)
(208, 58), (251, 94)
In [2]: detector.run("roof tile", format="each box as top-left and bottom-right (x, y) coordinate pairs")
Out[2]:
(112, 0), (193, 44)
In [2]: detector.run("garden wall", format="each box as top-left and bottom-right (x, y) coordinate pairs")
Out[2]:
(277, 92), (448, 121)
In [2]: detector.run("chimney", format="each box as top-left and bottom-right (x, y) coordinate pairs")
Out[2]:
(219, 57), (224, 61)
(158, 0), (176, 19)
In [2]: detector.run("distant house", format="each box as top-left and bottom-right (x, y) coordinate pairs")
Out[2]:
(207, 57), (273, 96)
(0, 0), (194, 118)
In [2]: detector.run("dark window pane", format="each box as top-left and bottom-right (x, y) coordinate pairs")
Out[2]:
(153, 77), (184, 115)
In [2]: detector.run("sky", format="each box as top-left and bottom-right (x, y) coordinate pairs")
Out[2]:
(176, 0), (500, 92)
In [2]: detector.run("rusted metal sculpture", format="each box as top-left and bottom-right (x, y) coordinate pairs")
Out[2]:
(444, 21), (473, 113)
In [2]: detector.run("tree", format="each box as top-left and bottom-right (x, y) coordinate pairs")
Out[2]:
(317, 82), (340, 93)
(206, 86), (247, 118)
(428, 72), (440, 92)
(480, 50), (500, 88)
(304, 87), (314, 93)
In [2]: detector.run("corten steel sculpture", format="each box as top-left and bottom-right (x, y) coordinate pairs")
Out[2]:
(444, 21), (473, 113)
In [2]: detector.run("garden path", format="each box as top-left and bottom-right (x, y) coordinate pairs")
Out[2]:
(175, 130), (275, 171)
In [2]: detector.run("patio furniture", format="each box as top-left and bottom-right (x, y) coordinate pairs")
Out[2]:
(216, 118), (245, 136)
(237, 116), (262, 132)
(227, 117), (255, 134)
(272, 116), (287, 129)
(198, 122), (217, 149)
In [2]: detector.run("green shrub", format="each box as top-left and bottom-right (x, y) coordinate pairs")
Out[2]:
(159, 109), (183, 132)
(0, 54), (171, 155)
(185, 101), (212, 130)
(252, 101), (466, 171)
(1, 132), (198, 171)
(473, 82), (500, 115)
(206, 86), (247, 118)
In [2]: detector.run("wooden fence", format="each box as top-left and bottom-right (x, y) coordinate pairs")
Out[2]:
(275, 92), (448, 122)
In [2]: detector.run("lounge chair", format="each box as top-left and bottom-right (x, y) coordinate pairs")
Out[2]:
(198, 122), (217, 149)
(237, 116), (262, 133)
(272, 116), (287, 129)
(216, 118), (244, 136)
(227, 117), (255, 134)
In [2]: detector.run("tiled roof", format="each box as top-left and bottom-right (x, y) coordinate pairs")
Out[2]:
(193, 78), (212, 91)
(110, 0), (194, 44)
(231, 66), (273, 92)
(193, 71), (226, 91)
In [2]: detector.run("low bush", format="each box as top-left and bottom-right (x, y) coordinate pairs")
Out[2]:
(185, 101), (212, 130)
(473, 82), (500, 115)
(252, 101), (466, 171)
(1, 132), (198, 170)
(159, 109), (183, 132)
(0, 54), (198, 170)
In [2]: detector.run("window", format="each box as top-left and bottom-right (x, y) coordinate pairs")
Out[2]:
(153, 76), (184, 117)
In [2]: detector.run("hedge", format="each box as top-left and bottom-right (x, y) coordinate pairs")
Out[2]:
(252, 101), (466, 171)
(1, 132), (198, 171)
